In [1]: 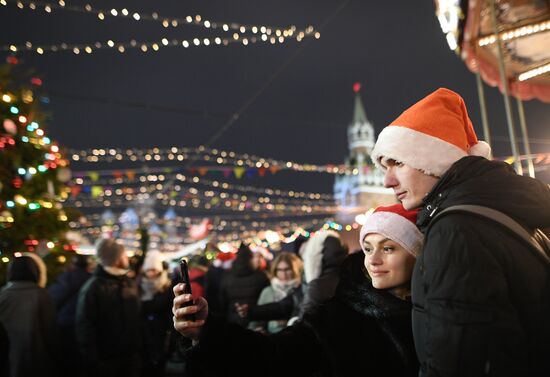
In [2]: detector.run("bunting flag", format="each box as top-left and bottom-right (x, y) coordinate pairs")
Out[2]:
(222, 168), (232, 177)
(91, 185), (103, 198)
(269, 166), (281, 174)
(246, 168), (255, 178)
(88, 172), (99, 181)
(234, 167), (246, 179)
(198, 167), (209, 176)
(126, 170), (136, 180)
(113, 171), (123, 179)
(70, 185), (82, 198)
(258, 167), (266, 177)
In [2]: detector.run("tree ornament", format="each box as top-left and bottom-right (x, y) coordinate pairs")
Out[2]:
(56, 167), (72, 183)
(3, 119), (17, 135)
(12, 176), (23, 188)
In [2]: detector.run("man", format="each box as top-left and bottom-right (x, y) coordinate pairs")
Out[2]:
(371, 88), (550, 376)
(76, 239), (141, 377)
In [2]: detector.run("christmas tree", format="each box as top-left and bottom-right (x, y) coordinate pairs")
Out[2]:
(0, 59), (77, 257)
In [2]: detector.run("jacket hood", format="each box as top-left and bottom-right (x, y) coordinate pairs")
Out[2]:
(418, 156), (550, 231)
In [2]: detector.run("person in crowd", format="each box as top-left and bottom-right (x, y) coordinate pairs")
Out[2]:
(0, 253), (57, 377)
(0, 320), (9, 377)
(76, 239), (142, 377)
(173, 204), (422, 377)
(187, 254), (210, 299)
(48, 254), (94, 377)
(298, 230), (348, 317)
(370, 87), (550, 376)
(218, 243), (269, 327)
(245, 251), (303, 334)
(203, 250), (234, 315)
(139, 250), (173, 377)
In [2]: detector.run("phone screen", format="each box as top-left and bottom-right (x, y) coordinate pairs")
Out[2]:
(179, 259), (196, 320)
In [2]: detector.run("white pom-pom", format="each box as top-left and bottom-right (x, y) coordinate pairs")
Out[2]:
(468, 141), (492, 159)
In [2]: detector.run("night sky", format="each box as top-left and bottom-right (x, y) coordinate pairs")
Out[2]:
(2, 0), (549, 194)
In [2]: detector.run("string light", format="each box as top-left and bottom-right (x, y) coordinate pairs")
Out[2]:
(1, 31), (312, 55)
(518, 62), (550, 82)
(71, 169), (333, 200)
(478, 20), (550, 47)
(69, 146), (350, 174)
(2, 0), (319, 56)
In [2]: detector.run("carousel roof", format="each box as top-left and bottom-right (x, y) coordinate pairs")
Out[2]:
(436, 0), (550, 103)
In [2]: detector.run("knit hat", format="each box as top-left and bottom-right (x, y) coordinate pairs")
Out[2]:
(371, 88), (491, 177)
(360, 204), (423, 257)
(143, 250), (164, 272)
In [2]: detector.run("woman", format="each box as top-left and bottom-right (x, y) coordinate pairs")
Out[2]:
(173, 204), (422, 377)
(139, 251), (173, 377)
(246, 251), (303, 334)
(0, 253), (57, 377)
(218, 243), (269, 327)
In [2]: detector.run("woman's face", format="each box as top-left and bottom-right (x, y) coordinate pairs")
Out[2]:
(145, 269), (161, 279)
(274, 261), (294, 281)
(362, 233), (416, 292)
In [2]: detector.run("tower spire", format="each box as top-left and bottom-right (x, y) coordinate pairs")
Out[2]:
(347, 82), (375, 155)
(352, 82), (368, 125)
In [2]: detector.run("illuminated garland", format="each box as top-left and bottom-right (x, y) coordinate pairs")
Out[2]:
(1, 0), (320, 54)
(2, 0), (318, 35)
(2, 33), (317, 55)
(72, 170), (334, 200)
(67, 183), (335, 207)
(67, 195), (339, 215)
(69, 146), (349, 174)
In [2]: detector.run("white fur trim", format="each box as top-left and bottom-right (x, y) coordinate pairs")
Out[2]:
(468, 141), (492, 159)
(371, 126), (468, 177)
(22, 252), (47, 288)
(301, 230), (339, 283)
(359, 211), (423, 256)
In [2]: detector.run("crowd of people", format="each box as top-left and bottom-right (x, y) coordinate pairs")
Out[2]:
(1, 87), (550, 377)
(173, 88), (550, 377)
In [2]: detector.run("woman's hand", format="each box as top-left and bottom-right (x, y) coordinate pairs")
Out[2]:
(172, 283), (208, 341)
(234, 302), (249, 318)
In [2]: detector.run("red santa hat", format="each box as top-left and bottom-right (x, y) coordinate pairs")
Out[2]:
(371, 88), (491, 177)
(360, 204), (423, 257)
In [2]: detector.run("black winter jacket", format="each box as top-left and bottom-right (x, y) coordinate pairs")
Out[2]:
(75, 265), (142, 366)
(413, 156), (550, 377)
(219, 247), (269, 326)
(185, 252), (418, 377)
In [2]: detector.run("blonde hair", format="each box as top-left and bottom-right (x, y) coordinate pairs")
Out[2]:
(270, 252), (303, 280)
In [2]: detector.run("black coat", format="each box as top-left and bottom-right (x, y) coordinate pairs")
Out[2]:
(413, 156), (550, 376)
(219, 247), (269, 326)
(75, 265), (142, 367)
(48, 266), (92, 327)
(185, 252), (418, 377)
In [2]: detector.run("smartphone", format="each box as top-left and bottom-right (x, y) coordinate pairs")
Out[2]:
(179, 259), (196, 321)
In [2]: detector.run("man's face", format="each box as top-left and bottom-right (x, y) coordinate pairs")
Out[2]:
(382, 160), (439, 210)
